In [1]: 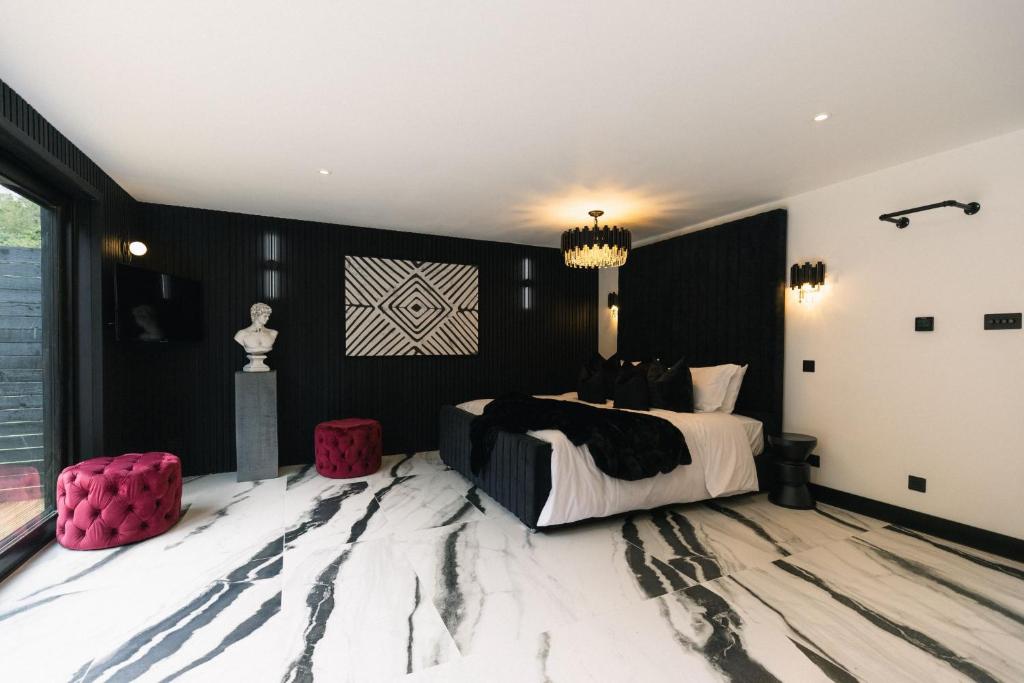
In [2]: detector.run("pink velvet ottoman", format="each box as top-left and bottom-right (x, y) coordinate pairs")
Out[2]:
(56, 452), (182, 550)
(314, 418), (382, 479)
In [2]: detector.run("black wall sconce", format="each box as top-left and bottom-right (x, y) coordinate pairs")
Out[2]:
(790, 261), (825, 303)
(607, 291), (619, 314)
(521, 257), (535, 310)
(122, 240), (148, 262)
(261, 230), (282, 301)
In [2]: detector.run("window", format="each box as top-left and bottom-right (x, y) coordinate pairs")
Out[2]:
(0, 179), (66, 562)
(0, 184), (46, 550)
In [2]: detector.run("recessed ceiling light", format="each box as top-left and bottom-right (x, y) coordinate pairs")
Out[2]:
(318, 168), (331, 175)
(813, 112), (830, 122)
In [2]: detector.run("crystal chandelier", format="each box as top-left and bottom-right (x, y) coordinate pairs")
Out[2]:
(561, 210), (631, 268)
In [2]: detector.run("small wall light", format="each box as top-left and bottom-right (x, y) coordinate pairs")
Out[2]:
(123, 240), (148, 262)
(607, 291), (619, 316)
(790, 261), (825, 303)
(521, 257), (534, 310)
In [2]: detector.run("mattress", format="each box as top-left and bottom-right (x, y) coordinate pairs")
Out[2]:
(457, 393), (761, 526)
(732, 413), (766, 457)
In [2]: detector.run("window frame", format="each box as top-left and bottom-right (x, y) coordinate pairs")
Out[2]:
(0, 155), (76, 582)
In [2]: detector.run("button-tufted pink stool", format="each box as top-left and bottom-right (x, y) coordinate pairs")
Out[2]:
(56, 452), (182, 550)
(314, 418), (382, 479)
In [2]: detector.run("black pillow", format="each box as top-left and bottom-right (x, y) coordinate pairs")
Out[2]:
(601, 353), (621, 399)
(577, 353), (607, 404)
(614, 362), (650, 410)
(647, 358), (694, 412)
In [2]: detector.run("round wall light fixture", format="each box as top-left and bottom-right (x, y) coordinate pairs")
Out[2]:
(123, 240), (148, 262)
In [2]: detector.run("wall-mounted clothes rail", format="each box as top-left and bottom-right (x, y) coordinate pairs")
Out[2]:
(879, 199), (980, 229)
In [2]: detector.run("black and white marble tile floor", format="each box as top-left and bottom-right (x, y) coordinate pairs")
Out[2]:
(0, 451), (1021, 682)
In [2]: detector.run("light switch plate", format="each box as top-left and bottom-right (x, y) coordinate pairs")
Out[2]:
(984, 313), (1021, 330)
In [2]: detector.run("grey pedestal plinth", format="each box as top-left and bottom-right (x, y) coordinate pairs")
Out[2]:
(235, 371), (279, 482)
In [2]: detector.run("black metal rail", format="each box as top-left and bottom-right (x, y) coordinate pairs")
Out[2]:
(879, 199), (980, 229)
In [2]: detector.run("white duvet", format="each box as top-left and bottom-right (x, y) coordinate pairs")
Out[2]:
(457, 393), (761, 526)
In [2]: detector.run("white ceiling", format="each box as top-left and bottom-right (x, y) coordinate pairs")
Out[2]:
(2, 1), (1023, 246)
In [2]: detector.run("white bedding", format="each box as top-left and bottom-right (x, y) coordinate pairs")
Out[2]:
(457, 392), (761, 526)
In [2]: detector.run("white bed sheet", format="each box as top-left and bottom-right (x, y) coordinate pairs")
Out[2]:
(457, 393), (760, 526)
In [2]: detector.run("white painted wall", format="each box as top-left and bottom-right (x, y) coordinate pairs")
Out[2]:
(602, 129), (1024, 538)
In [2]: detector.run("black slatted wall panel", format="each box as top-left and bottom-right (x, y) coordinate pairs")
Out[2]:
(0, 77), (137, 458)
(617, 209), (786, 435)
(105, 203), (597, 475)
(2, 79), (128, 201)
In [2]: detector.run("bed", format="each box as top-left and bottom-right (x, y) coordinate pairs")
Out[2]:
(440, 210), (786, 529)
(440, 392), (766, 528)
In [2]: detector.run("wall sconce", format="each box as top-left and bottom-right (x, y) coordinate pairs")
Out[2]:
(790, 261), (825, 303)
(261, 230), (282, 301)
(607, 291), (619, 316)
(123, 240), (148, 262)
(521, 257), (534, 310)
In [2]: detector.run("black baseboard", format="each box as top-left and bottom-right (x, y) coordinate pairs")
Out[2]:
(811, 484), (1023, 562)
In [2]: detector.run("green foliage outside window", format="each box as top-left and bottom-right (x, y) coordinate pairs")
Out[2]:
(0, 191), (42, 248)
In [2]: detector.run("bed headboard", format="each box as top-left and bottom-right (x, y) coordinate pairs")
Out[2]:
(617, 209), (787, 436)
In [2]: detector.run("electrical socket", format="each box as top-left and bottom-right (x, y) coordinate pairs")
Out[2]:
(908, 475), (926, 493)
(807, 454), (820, 468)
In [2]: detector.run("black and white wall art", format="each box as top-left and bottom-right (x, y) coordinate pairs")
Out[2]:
(344, 256), (479, 356)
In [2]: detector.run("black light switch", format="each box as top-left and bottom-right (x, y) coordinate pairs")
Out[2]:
(802, 360), (815, 372)
(915, 316), (934, 331)
(908, 475), (927, 493)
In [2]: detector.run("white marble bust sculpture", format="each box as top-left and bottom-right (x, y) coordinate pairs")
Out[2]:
(234, 302), (279, 372)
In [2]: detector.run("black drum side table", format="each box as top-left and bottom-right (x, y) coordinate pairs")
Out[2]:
(767, 432), (817, 509)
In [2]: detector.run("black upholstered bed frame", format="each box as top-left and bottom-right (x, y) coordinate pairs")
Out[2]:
(440, 404), (776, 528)
(439, 209), (788, 528)
(440, 405), (552, 528)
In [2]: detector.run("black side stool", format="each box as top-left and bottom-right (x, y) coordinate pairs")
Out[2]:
(767, 433), (817, 509)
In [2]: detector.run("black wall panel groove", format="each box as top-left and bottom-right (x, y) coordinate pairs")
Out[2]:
(617, 209), (786, 435)
(106, 203), (597, 475)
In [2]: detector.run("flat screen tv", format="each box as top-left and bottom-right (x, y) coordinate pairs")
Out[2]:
(115, 264), (203, 342)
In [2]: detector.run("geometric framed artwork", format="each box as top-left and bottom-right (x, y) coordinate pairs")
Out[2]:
(344, 256), (479, 356)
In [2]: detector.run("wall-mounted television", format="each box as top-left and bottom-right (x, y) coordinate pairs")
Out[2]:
(115, 264), (203, 342)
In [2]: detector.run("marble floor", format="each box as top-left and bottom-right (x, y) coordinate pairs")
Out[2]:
(1, 452), (1021, 682)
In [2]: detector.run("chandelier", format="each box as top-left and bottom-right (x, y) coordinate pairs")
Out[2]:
(561, 210), (631, 268)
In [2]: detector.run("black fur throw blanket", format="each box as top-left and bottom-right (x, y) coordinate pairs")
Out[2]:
(469, 394), (691, 481)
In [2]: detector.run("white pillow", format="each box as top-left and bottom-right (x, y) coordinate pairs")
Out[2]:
(689, 364), (740, 413)
(719, 364), (748, 414)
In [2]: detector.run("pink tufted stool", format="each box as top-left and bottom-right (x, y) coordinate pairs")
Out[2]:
(56, 453), (182, 550)
(314, 418), (382, 479)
